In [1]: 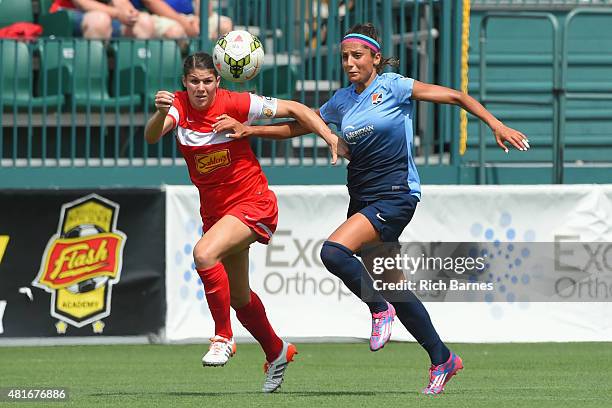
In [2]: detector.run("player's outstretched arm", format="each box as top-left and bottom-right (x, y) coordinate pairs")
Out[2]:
(214, 100), (349, 164)
(411, 80), (530, 153)
(213, 115), (307, 140)
(275, 100), (341, 162)
(145, 90), (175, 144)
(214, 102), (329, 141)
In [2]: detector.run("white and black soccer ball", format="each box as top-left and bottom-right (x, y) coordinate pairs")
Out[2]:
(64, 224), (109, 294)
(64, 224), (103, 239)
(212, 30), (265, 83)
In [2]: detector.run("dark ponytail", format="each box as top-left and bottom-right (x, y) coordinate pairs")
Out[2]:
(345, 23), (399, 74)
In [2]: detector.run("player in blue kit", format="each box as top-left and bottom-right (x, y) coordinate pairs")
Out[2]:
(213, 23), (529, 395)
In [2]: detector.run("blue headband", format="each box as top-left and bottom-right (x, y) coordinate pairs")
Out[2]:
(341, 33), (381, 53)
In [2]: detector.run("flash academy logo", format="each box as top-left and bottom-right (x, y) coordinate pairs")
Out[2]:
(33, 194), (126, 334)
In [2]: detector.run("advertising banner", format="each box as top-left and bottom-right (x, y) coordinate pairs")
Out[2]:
(0, 190), (165, 337)
(165, 185), (612, 342)
(165, 185), (364, 342)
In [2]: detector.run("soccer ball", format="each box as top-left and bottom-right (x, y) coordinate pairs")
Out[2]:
(64, 224), (103, 239)
(212, 30), (264, 83)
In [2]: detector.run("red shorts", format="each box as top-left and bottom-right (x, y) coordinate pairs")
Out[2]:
(201, 189), (278, 244)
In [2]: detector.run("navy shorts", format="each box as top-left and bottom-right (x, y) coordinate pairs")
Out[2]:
(347, 193), (419, 242)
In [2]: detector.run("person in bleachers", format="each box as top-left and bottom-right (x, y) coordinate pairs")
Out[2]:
(131, 0), (232, 40)
(48, 0), (155, 39)
(307, 0), (354, 47)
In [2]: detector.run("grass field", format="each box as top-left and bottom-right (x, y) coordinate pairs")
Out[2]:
(1, 342), (611, 407)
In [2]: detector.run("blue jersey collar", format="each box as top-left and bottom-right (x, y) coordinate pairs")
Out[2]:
(350, 74), (381, 102)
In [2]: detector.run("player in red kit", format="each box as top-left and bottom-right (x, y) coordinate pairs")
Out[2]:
(144, 52), (342, 393)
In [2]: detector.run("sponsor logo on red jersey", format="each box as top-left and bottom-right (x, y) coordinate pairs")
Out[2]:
(195, 149), (231, 174)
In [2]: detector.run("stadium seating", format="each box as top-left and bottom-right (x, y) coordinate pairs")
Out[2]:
(0, 40), (64, 108)
(111, 40), (183, 107)
(0, 0), (610, 186)
(38, 39), (140, 108)
(260, 64), (297, 100)
(466, 10), (612, 163)
(37, 0), (74, 38)
(0, 0), (34, 28)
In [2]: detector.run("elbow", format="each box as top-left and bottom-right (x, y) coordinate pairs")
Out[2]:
(451, 90), (465, 106)
(145, 136), (159, 145)
(144, 130), (157, 144)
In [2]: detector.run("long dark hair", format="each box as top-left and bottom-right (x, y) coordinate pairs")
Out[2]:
(183, 52), (216, 77)
(345, 23), (399, 74)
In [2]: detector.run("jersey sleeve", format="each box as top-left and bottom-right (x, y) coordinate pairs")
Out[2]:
(390, 75), (415, 105)
(167, 91), (184, 129)
(246, 94), (278, 124)
(226, 92), (278, 125)
(319, 91), (342, 129)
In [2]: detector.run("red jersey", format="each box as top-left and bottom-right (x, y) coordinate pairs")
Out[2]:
(49, 0), (76, 13)
(167, 89), (278, 219)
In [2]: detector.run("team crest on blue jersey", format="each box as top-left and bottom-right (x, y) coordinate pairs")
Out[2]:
(371, 93), (383, 105)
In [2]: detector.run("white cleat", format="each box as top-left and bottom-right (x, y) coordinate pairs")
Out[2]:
(262, 341), (298, 393)
(202, 336), (236, 367)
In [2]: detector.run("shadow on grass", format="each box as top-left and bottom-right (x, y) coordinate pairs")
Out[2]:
(89, 390), (421, 398)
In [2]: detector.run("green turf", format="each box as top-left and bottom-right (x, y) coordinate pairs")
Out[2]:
(1, 342), (611, 407)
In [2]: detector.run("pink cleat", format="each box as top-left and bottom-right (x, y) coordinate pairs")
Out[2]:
(370, 302), (395, 351)
(422, 352), (463, 395)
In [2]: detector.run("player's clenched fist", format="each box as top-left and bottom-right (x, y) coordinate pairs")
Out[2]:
(154, 91), (175, 113)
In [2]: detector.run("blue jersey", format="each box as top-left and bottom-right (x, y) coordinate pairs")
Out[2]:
(319, 73), (421, 201)
(130, 0), (194, 14)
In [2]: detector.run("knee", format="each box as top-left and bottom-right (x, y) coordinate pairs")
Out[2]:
(82, 11), (112, 39)
(163, 23), (186, 39)
(133, 13), (155, 39)
(193, 243), (221, 270)
(219, 16), (233, 35)
(320, 240), (353, 269)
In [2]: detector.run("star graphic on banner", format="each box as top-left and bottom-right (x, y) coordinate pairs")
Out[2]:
(92, 320), (105, 334)
(55, 321), (67, 334)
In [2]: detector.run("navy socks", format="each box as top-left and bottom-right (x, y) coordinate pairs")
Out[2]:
(389, 292), (451, 366)
(320, 240), (451, 365)
(320, 241), (388, 313)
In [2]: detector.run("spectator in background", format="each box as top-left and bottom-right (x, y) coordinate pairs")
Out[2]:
(205, 0), (233, 40)
(307, 0), (354, 47)
(132, 0), (232, 40)
(49, 0), (155, 39)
